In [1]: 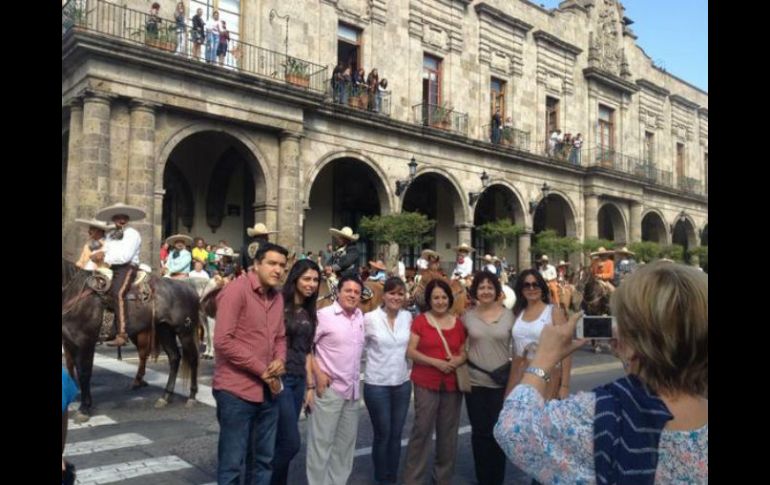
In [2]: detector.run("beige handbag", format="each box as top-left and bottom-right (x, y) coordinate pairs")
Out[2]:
(425, 313), (472, 393)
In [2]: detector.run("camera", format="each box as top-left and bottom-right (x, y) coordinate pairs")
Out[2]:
(575, 315), (615, 339)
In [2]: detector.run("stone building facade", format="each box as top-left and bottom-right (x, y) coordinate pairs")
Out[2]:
(62, 0), (707, 271)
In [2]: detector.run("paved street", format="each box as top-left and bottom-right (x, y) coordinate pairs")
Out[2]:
(64, 345), (624, 485)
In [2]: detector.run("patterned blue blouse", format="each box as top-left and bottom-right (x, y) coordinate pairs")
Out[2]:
(493, 384), (708, 484)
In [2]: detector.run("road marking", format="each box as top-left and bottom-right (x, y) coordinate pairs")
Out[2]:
(571, 362), (623, 376)
(353, 425), (471, 457)
(68, 415), (117, 430)
(75, 455), (192, 484)
(65, 432), (152, 456)
(92, 352), (216, 407)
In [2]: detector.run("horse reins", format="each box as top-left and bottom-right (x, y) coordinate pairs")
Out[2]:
(62, 279), (94, 316)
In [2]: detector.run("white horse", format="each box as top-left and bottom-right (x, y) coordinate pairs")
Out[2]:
(502, 284), (516, 310)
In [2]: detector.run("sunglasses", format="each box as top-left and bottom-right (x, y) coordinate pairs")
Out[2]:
(522, 282), (541, 290)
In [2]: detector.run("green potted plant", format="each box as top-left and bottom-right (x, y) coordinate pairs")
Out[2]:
(129, 23), (178, 52)
(430, 102), (452, 129)
(62, 0), (87, 32)
(285, 57), (310, 88)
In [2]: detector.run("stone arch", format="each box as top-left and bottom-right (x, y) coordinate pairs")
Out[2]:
(532, 190), (578, 238)
(641, 209), (669, 244)
(597, 201), (628, 244)
(672, 214), (698, 263)
(155, 122), (272, 203)
(303, 150), (394, 215)
(701, 223), (708, 246)
(402, 166), (470, 225)
(482, 179), (529, 227)
(472, 181), (528, 269)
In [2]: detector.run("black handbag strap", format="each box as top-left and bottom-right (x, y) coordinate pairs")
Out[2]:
(466, 358), (493, 376)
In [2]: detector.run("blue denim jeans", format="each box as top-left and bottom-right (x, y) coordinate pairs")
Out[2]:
(363, 381), (413, 484)
(270, 374), (306, 485)
(214, 388), (279, 485)
(205, 32), (219, 63)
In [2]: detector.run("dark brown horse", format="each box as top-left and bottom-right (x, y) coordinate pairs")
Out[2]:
(575, 269), (612, 316)
(410, 270), (470, 316)
(62, 259), (201, 422)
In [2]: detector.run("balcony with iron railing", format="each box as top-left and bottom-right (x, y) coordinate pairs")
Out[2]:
(325, 79), (392, 116)
(481, 124), (532, 152)
(62, 0), (328, 93)
(412, 103), (468, 136)
(677, 176), (703, 194)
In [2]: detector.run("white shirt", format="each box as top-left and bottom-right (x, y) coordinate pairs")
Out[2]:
(540, 264), (557, 282)
(453, 257), (474, 278)
(104, 227), (141, 266)
(484, 263), (497, 274)
(416, 257), (429, 270)
(363, 307), (413, 385)
(205, 18), (219, 33)
(397, 261), (406, 280)
(512, 304), (553, 359)
(189, 270), (211, 280)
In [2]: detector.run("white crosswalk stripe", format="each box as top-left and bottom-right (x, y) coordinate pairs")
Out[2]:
(74, 455), (193, 484)
(68, 415), (117, 430)
(66, 432), (152, 456)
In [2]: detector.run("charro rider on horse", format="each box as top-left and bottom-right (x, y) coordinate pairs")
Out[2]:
(537, 255), (559, 304)
(90, 202), (146, 348)
(324, 226), (373, 299)
(75, 218), (114, 276)
(613, 246), (637, 286)
(164, 234), (193, 278)
(590, 246), (616, 294)
(451, 243), (474, 286)
(241, 223), (278, 272)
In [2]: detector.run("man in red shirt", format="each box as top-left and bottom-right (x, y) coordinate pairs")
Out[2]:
(212, 242), (289, 485)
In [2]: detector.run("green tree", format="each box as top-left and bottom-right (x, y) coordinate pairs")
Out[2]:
(660, 244), (685, 262)
(359, 212), (436, 268)
(688, 245), (708, 270)
(532, 230), (581, 262)
(628, 241), (661, 263)
(477, 219), (525, 250)
(581, 238), (616, 254)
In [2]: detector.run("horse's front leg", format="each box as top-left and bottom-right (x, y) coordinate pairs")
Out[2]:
(154, 325), (181, 408)
(131, 330), (151, 389)
(179, 329), (200, 407)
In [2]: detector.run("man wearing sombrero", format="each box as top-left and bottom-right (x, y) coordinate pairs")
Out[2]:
(165, 234), (193, 278)
(613, 246), (637, 286)
(590, 246), (616, 293)
(452, 243), (475, 286)
(91, 203), (146, 347)
(537, 255), (559, 303)
(367, 260), (387, 282)
(74, 218), (114, 271)
(241, 223), (278, 271)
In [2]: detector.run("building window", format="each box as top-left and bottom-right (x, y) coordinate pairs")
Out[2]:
(191, 0), (240, 64)
(337, 23), (362, 74)
(491, 78), (506, 116)
(546, 96), (559, 143)
(644, 131), (654, 164)
(422, 54), (442, 124)
(676, 142), (685, 180)
(598, 105), (614, 149)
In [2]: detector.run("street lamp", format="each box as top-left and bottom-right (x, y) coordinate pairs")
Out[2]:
(528, 182), (552, 214)
(269, 9), (290, 59)
(468, 171), (490, 206)
(396, 157), (418, 196)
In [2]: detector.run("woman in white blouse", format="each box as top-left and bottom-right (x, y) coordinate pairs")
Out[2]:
(363, 277), (413, 485)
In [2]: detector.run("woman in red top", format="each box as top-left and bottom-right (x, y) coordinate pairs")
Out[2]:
(404, 279), (467, 485)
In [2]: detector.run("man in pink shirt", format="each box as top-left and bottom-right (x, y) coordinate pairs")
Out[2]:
(306, 276), (366, 485)
(213, 242), (289, 485)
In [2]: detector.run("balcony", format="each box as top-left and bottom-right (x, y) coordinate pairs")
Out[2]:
(633, 163), (674, 188)
(412, 103), (468, 136)
(678, 176), (703, 194)
(62, 0), (328, 93)
(326, 80), (392, 117)
(481, 124), (532, 152)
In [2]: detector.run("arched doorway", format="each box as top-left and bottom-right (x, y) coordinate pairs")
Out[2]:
(162, 132), (266, 259)
(701, 224), (708, 246)
(641, 211), (668, 244)
(531, 192), (578, 265)
(402, 172), (466, 274)
(304, 158), (390, 266)
(672, 217), (697, 264)
(597, 203), (627, 244)
(472, 184), (525, 270)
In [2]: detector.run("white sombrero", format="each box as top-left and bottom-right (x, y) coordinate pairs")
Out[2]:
(590, 246), (613, 257)
(614, 246), (636, 257)
(74, 218), (115, 232)
(329, 226), (360, 242)
(247, 223), (278, 237)
(557, 260), (571, 267)
(421, 249), (439, 259)
(454, 243), (475, 253)
(166, 234), (193, 246)
(215, 247), (235, 257)
(538, 255), (550, 262)
(95, 203), (146, 222)
(483, 254), (494, 263)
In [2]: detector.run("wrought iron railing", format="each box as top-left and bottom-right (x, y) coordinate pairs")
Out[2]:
(677, 176), (703, 194)
(62, 0), (327, 93)
(326, 79), (392, 116)
(633, 163), (674, 187)
(412, 103), (468, 136)
(481, 124), (532, 152)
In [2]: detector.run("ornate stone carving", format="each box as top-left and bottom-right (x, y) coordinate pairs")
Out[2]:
(424, 24), (448, 50)
(410, 0), (465, 54)
(589, 0), (626, 77)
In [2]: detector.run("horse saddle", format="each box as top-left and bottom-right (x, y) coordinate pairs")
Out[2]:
(126, 276), (153, 302)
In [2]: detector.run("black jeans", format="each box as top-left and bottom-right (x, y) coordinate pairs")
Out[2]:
(465, 386), (507, 485)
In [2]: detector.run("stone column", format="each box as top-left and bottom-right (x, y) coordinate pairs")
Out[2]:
(152, 189), (165, 271)
(629, 201), (642, 243)
(584, 193), (599, 241)
(518, 231), (532, 270)
(78, 91), (113, 219)
(456, 223), (472, 246)
(127, 100), (159, 266)
(277, 132), (302, 253)
(63, 99), (84, 260)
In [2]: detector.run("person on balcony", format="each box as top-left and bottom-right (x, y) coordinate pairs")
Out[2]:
(491, 108), (502, 144)
(174, 2), (186, 56)
(570, 133), (583, 165)
(562, 133), (573, 160)
(377, 78), (388, 114)
(366, 69), (379, 111)
(331, 62), (343, 103)
(217, 20), (230, 65)
(555, 130), (564, 157)
(548, 129), (560, 156)
(205, 10), (221, 64)
(341, 65), (352, 105)
(191, 8), (205, 60)
(503, 117), (514, 145)
(146, 2), (160, 39)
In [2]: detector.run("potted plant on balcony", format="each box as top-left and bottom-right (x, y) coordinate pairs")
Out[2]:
(430, 102), (453, 129)
(129, 23), (178, 52)
(285, 57), (310, 88)
(62, 0), (87, 32)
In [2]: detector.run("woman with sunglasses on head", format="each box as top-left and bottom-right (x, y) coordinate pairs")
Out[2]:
(363, 277), (413, 485)
(270, 259), (321, 485)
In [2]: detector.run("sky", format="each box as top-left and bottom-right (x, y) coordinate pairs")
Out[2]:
(539, 0), (708, 92)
